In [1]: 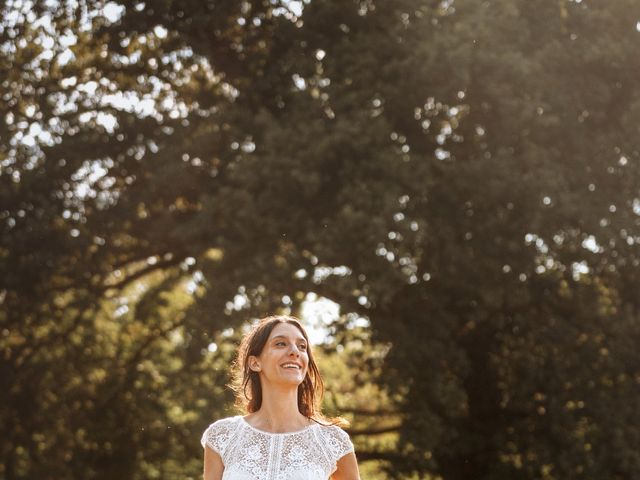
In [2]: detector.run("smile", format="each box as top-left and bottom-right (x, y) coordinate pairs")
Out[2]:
(281, 363), (302, 370)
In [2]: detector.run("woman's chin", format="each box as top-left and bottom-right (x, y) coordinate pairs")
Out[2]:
(277, 374), (304, 386)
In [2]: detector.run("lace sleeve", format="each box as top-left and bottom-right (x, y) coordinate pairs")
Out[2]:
(200, 417), (239, 456)
(322, 425), (355, 464)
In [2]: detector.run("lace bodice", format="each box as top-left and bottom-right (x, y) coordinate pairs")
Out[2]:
(201, 416), (354, 480)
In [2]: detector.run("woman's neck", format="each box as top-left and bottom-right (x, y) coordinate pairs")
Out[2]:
(246, 386), (309, 433)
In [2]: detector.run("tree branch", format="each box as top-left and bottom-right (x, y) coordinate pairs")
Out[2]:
(347, 423), (402, 436)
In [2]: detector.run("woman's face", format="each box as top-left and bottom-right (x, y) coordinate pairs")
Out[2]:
(250, 322), (309, 388)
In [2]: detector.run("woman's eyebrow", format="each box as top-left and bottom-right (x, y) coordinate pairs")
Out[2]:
(271, 335), (306, 342)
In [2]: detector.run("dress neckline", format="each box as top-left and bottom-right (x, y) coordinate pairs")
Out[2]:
(240, 415), (316, 436)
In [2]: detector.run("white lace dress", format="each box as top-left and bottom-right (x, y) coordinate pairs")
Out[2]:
(201, 415), (354, 480)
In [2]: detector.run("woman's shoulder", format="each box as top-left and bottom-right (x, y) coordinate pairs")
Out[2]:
(315, 422), (354, 456)
(200, 416), (243, 453)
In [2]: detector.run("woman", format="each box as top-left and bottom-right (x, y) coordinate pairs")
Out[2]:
(201, 315), (361, 480)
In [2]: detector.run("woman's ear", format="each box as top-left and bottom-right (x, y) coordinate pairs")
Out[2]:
(248, 355), (261, 372)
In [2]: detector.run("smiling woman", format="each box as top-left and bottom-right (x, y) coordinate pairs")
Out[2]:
(201, 315), (361, 480)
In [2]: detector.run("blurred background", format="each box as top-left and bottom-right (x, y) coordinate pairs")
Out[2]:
(2, 0), (640, 478)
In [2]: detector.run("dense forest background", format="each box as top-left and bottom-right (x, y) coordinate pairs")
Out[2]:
(2, 0), (640, 479)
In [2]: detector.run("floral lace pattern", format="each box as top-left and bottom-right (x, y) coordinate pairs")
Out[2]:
(201, 416), (354, 480)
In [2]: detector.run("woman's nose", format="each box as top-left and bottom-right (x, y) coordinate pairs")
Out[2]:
(289, 345), (300, 356)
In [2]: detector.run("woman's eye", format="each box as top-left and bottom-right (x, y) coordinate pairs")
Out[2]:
(276, 341), (286, 347)
(299, 344), (307, 350)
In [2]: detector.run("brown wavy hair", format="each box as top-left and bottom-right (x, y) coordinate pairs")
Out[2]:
(231, 315), (339, 424)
